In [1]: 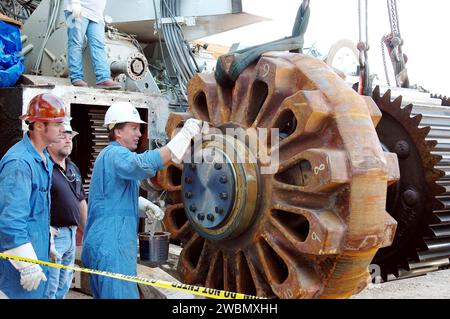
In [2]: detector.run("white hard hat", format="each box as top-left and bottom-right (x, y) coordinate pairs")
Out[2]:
(104, 101), (146, 129)
(63, 121), (78, 137)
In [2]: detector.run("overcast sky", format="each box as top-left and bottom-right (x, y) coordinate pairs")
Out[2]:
(202, 0), (449, 95)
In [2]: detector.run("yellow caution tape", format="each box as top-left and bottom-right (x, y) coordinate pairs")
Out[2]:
(0, 252), (261, 299)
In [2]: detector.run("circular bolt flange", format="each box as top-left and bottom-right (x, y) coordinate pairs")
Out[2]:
(402, 189), (419, 207)
(394, 140), (410, 159)
(181, 140), (255, 236)
(182, 147), (236, 231)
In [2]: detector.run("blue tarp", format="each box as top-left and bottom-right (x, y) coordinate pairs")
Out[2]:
(0, 20), (24, 87)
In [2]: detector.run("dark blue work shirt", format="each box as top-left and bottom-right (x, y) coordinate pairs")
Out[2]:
(50, 158), (85, 227)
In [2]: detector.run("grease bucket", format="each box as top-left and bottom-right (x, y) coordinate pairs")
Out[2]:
(138, 231), (170, 264)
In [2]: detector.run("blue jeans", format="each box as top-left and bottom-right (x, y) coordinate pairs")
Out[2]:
(44, 226), (77, 299)
(65, 11), (111, 83)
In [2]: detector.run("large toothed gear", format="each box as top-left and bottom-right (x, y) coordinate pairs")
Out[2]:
(373, 87), (450, 278)
(157, 52), (399, 298)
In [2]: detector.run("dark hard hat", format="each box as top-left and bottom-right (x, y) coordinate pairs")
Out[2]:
(20, 93), (69, 123)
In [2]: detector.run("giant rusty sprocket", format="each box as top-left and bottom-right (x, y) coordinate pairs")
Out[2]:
(373, 87), (450, 278)
(157, 52), (399, 298)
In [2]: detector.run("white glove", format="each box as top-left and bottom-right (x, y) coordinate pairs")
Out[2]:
(166, 118), (203, 163)
(70, 0), (82, 19)
(49, 227), (61, 262)
(138, 196), (165, 221)
(3, 243), (47, 291)
(20, 265), (47, 291)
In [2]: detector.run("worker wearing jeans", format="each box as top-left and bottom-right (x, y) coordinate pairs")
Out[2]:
(45, 226), (77, 298)
(64, 0), (121, 89)
(44, 122), (87, 299)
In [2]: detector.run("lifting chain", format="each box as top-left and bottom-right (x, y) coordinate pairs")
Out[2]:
(383, 0), (409, 88)
(357, 0), (371, 96)
(381, 37), (391, 86)
(387, 0), (401, 37)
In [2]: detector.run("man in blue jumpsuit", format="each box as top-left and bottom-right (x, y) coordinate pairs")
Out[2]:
(0, 93), (68, 298)
(82, 101), (203, 298)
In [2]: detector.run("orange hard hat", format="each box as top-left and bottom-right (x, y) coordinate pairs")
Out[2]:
(20, 93), (69, 123)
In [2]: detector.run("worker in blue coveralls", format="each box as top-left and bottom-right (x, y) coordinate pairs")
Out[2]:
(82, 101), (205, 299)
(0, 93), (68, 298)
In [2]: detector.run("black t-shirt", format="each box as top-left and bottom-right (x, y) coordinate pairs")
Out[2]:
(50, 158), (85, 227)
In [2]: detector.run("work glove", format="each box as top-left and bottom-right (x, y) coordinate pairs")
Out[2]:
(138, 196), (165, 221)
(166, 118), (204, 163)
(70, 0), (82, 19)
(3, 243), (47, 291)
(49, 227), (61, 262)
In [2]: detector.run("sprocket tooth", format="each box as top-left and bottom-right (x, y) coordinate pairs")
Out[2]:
(428, 167), (445, 181)
(372, 86), (381, 99)
(418, 126), (431, 139)
(410, 114), (423, 127)
(392, 96), (403, 109)
(430, 154), (442, 167)
(426, 140), (438, 152)
(429, 182), (446, 196)
(402, 103), (413, 116)
(381, 89), (392, 104)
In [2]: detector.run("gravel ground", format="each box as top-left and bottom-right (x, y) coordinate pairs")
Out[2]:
(352, 269), (450, 299)
(66, 268), (450, 299)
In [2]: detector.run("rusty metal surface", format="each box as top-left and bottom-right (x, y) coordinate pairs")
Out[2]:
(160, 52), (399, 298)
(373, 87), (450, 279)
